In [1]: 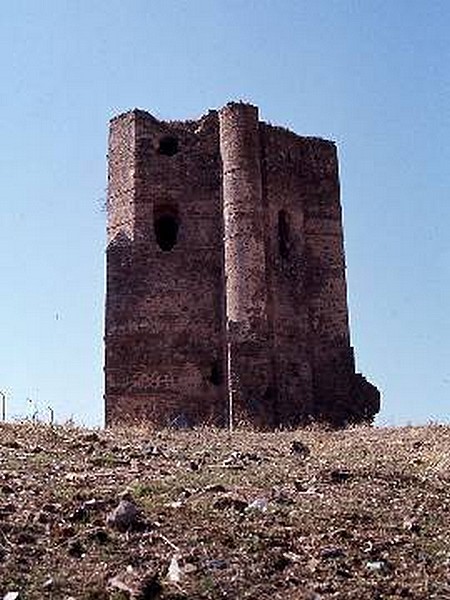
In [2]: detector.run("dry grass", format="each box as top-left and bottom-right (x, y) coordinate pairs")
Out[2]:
(0, 421), (449, 599)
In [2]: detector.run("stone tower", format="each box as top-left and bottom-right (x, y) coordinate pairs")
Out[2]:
(105, 102), (380, 427)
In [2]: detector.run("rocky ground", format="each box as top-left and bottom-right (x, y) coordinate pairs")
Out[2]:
(0, 422), (449, 599)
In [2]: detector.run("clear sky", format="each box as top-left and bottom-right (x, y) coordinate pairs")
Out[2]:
(1, 1), (449, 426)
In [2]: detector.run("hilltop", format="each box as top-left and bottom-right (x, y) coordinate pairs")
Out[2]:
(0, 422), (449, 599)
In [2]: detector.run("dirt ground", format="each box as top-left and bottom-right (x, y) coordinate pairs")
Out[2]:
(0, 422), (449, 599)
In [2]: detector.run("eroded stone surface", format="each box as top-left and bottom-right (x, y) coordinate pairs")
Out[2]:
(105, 102), (380, 427)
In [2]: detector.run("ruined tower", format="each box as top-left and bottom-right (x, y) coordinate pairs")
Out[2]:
(105, 102), (380, 427)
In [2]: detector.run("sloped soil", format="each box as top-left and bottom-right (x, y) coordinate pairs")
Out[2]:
(0, 422), (449, 599)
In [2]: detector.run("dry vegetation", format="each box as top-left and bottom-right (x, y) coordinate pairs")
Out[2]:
(0, 422), (449, 599)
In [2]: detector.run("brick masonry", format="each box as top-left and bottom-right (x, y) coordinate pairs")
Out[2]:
(105, 102), (380, 427)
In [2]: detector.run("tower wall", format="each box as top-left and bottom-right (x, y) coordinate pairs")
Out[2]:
(105, 112), (137, 423)
(259, 125), (314, 423)
(219, 103), (275, 426)
(105, 110), (227, 425)
(105, 102), (380, 427)
(302, 141), (356, 421)
(106, 112), (136, 243)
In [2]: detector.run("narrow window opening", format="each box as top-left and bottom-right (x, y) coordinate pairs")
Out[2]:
(154, 214), (179, 251)
(278, 209), (290, 259)
(209, 361), (223, 386)
(158, 136), (179, 157)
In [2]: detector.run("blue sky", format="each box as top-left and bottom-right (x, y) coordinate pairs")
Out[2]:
(0, 1), (449, 426)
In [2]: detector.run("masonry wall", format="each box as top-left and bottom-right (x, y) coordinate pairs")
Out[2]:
(300, 137), (356, 421)
(105, 110), (227, 425)
(105, 102), (380, 427)
(219, 103), (275, 427)
(259, 124), (314, 423)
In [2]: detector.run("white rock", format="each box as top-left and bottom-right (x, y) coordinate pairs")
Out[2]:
(167, 555), (182, 583)
(247, 497), (268, 512)
(366, 560), (385, 571)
